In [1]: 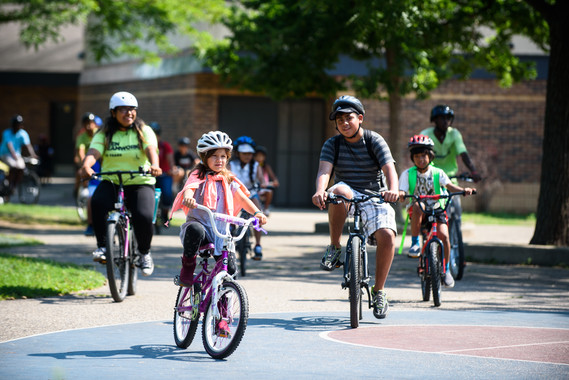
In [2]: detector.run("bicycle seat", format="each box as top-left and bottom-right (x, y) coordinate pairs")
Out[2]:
(198, 243), (215, 257)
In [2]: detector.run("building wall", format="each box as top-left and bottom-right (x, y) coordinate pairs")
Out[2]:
(0, 80), (78, 168)
(76, 73), (546, 212)
(363, 78), (545, 214)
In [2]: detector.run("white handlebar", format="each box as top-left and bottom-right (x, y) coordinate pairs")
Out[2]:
(195, 204), (257, 241)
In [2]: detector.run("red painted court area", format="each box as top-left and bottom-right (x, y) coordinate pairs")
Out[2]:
(327, 325), (569, 365)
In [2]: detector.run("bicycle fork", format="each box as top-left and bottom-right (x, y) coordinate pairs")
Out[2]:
(342, 234), (373, 307)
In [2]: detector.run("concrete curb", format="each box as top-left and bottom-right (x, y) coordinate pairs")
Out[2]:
(465, 243), (569, 267)
(316, 222), (569, 267)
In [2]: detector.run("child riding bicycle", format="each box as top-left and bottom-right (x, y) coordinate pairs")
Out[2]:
(312, 95), (399, 319)
(398, 135), (476, 288)
(229, 136), (267, 260)
(170, 131), (267, 287)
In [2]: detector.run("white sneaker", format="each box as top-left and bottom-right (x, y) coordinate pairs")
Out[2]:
(407, 243), (421, 258)
(444, 271), (455, 288)
(140, 253), (154, 276)
(92, 247), (106, 263)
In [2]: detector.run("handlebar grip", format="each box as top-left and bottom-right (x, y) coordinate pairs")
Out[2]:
(472, 189), (477, 195)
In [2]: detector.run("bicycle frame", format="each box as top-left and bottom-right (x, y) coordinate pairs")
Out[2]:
(406, 192), (469, 274)
(175, 204), (265, 319)
(95, 170), (143, 262)
(327, 192), (387, 309)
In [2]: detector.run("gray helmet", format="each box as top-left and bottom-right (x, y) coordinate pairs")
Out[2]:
(329, 95), (365, 120)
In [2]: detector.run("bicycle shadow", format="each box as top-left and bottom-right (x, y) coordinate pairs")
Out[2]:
(28, 344), (216, 363)
(247, 314), (379, 331)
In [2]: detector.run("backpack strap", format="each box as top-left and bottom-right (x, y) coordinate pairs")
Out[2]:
(363, 129), (381, 169)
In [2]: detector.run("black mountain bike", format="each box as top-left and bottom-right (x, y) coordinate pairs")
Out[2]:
(326, 191), (389, 328)
(448, 173), (476, 280)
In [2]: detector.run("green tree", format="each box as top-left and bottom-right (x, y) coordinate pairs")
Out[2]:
(206, 0), (568, 246)
(524, 0), (569, 246)
(0, 0), (228, 63)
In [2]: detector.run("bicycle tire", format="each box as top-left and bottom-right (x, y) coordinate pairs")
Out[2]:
(127, 230), (138, 296)
(448, 218), (465, 280)
(173, 285), (200, 348)
(76, 186), (89, 222)
(428, 241), (442, 307)
(106, 220), (129, 302)
(202, 280), (249, 359)
(349, 237), (362, 328)
(420, 255), (431, 302)
(18, 170), (40, 204)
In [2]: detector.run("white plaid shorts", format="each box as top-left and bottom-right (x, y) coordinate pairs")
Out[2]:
(328, 182), (397, 246)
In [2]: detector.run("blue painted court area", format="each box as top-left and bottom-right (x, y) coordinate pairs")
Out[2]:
(1, 310), (568, 380)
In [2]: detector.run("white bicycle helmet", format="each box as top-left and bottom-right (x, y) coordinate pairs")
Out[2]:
(196, 131), (233, 154)
(109, 91), (138, 110)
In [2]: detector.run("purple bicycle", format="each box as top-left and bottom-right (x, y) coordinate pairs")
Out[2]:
(173, 204), (266, 359)
(92, 169), (153, 302)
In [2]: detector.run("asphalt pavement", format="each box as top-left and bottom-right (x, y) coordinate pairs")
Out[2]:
(0, 178), (568, 379)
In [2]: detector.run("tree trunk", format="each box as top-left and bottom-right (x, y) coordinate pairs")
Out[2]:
(530, 3), (569, 246)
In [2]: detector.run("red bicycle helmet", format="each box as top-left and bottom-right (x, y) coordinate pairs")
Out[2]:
(408, 134), (434, 150)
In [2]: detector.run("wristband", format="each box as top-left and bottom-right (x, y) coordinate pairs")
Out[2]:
(253, 211), (262, 217)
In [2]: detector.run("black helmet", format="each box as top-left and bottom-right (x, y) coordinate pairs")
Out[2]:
(149, 121), (161, 135)
(255, 145), (267, 155)
(81, 112), (95, 124)
(11, 114), (23, 128)
(430, 105), (454, 122)
(178, 137), (191, 146)
(329, 95), (365, 120)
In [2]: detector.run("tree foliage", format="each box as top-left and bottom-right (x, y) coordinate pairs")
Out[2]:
(205, 0), (546, 100)
(0, 0), (228, 63)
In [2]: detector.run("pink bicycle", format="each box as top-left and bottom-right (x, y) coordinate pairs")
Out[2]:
(173, 204), (266, 359)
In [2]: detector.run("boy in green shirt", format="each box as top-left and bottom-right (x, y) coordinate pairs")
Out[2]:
(398, 135), (475, 288)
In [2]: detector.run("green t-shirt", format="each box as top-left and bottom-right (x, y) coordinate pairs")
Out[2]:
(75, 131), (94, 151)
(89, 125), (157, 185)
(420, 126), (467, 178)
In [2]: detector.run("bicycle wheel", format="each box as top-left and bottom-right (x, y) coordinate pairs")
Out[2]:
(428, 241), (442, 307)
(173, 284), (200, 348)
(106, 220), (129, 302)
(348, 237), (363, 328)
(420, 255), (431, 301)
(448, 217), (465, 280)
(235, 226), (249, 277)
(76, 185), (89, 222)
(127, 230), (138, 296)
(18, 170), (40, 204)
(202, 280), (249, 359)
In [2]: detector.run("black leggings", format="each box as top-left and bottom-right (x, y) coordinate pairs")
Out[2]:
(182, 222), (210, 258)
(91, 181), (155, 254)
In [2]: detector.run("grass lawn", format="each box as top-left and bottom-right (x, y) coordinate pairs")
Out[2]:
(0, 203), (82, 226)
(0, 233), (105, 300)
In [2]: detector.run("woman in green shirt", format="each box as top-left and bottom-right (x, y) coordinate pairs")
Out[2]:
(80, 91), (162, 276)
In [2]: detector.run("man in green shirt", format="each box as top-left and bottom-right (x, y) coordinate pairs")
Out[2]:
(420, 105), (481, 183)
